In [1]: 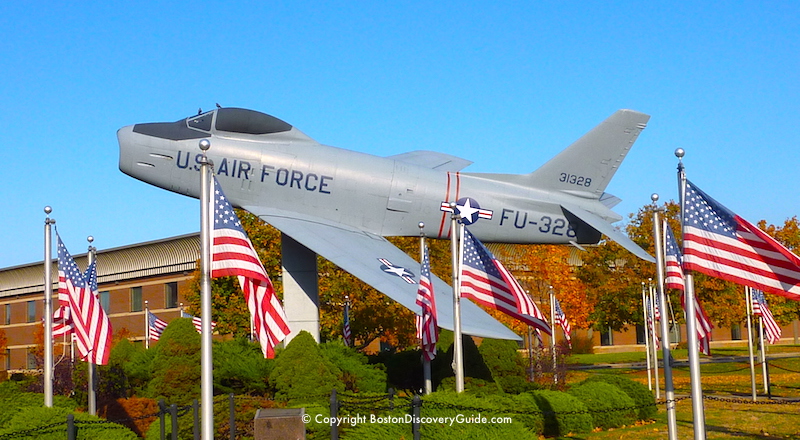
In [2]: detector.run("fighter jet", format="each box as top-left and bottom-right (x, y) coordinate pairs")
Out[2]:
(117, 107), (652, 341)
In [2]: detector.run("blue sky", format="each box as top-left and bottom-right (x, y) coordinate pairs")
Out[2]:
(1, 1), (798, 268)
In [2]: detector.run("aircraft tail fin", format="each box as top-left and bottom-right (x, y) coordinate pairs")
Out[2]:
(526, 109), (649, 199)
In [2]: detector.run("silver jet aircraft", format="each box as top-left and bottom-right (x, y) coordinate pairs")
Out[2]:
(117, 107), (652, 341)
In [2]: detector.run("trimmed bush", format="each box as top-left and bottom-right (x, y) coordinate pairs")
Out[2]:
(0, 406), (137, 439)
(320, 341), (387, 393)
(99, 396), (159, 437)
(146, 318), (201, 405)
(568, 381), (636, 429)
(526, 389), (593, 436)
(213, 337), (274, 395)
(418, 391), (539, 439)
(0, 381), (77, 427)
(268, 330), (342, 403)
(581, 374), (657, 420)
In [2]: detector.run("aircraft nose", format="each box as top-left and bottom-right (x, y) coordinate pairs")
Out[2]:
(117, 125), (137, 176)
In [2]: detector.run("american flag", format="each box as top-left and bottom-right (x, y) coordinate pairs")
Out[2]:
(210, 176), (290, 358)
(56, 233), (112, 365)
(682, 180), (800, 299)
(644, 296), (660, 349)
(181, 311), (216, 334)
(148, 310), (169, 341)
(664, 224), (686, 291)
(680, 292), (714, 355)
(52, 305), (73, 338)
(751, 289), (782, 344)
(460, 228), (551, 335)
(343, 298), (352, 347)
(415, 245), (438, 361)
(552, 295), (571, 347)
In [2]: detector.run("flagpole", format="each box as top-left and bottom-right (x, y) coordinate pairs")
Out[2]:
(758, 311), (770, 394)
(86, 238), (97, 416)
(653, 199), (677, 440)
(449, 204), (464, 393)
(199, 138), (215, 439)
(418, 223), (433, 395)
(642, 282), (652, 391)
(649, 280), (661, 399)
(43, 206), (55, 408)
(549, 286), (557, 384)
(145, 301), (150, 350)
(745, 286), (757, 401)
(677, 148), (706, 440)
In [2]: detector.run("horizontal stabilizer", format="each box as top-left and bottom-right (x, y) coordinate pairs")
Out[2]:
(561, 203), (655, 263)
(388, 150), (473, 172)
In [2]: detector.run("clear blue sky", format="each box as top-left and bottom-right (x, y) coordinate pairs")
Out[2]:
(1, 1), (798, 268)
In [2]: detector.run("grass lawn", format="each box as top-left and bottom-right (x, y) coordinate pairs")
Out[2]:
(559, 346), (800, 439)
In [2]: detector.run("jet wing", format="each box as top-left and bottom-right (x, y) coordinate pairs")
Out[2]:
(561, 203), (656, 263)
(242, 205), (520, 340)
(388, 150), (473, 172)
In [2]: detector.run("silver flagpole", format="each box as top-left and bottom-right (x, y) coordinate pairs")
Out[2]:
(549, 286), (557, 384)
(43, 206), (55, 408)
(676, 148), (706, 440)
(419, 223), (432, 395)
(758, 310), (769, 394)
(87, 238), (97, 416)
(745, 286), (757, 400)
(649, 280), (660, 399)
(450, 204), (464, 393)
(653, 198), (677, 440)
(642, 282), (652, 391)
(199, 139), (215, 439)
(145, 301), (150, 350)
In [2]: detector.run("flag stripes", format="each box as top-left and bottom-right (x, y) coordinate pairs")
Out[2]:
(211, 176), (290, 358)
(148, 311), (168, 341)
(56, 233), (112, 365)
(415, 245), (438, 361)
(460, 228), (551, 335)
(751, 289), (782, 344)
(682, 181), (800, 299)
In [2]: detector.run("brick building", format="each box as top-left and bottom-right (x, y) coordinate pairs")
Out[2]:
(0, 233), (199, 371)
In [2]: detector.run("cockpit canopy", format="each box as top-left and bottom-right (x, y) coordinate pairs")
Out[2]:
(133, 108), (293, 141)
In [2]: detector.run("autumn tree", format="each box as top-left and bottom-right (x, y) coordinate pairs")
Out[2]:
(754, 216), (800, 324)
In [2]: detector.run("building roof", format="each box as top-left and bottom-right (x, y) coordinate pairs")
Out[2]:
(0, 233), (200, 298)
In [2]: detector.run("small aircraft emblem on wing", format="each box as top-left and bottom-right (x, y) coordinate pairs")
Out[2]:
(378, 258), (416, 284)
(440, 197), (493, 225)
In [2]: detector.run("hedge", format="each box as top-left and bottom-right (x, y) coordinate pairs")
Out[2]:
(567, 381), (637, 429)
(0, 406), (137, 439)
(580, 374), (657, 420)
(526, 389), (593, 436)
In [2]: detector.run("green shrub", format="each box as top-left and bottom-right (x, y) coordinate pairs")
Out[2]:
(433, 335), (493, 391)
(0, 406), (137, 439)
(369, 349), (423, 392)
(437, 377), (501, 395)
(0, 381), (77, 427)
(269, 330), (341, 403)
(213, 337), (274, 395)
(567, 381), (636, 429)
(526, 389), (593, 436)
(478, 339), (526, 379)
(581, 374), (657, 420)
(418, 391), (539, 439)
(145, 318), (202, 405)
(320, 341), (387, 393)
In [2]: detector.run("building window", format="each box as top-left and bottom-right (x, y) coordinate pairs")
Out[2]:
(27, 301), (36, 323)
(4, 304), (10, 325)
(100, 291), (110, 313)
(4, 349), (10, 370)
(26, 349), (37, 369)
(165, 282), (178, 309)
(600, 327), (614, 346)
(635, 324), (645, 345)
(131, 287), (143, 312)
(731, 323), (742, 341)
